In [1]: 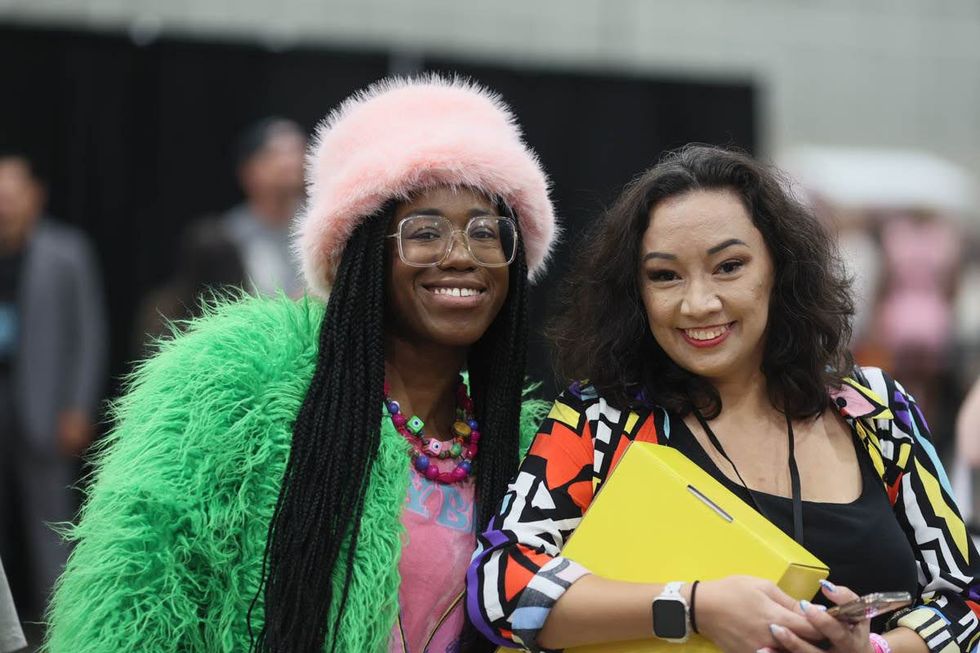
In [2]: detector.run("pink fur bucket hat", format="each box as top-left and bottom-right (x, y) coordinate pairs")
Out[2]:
(296, 74), (558, 298)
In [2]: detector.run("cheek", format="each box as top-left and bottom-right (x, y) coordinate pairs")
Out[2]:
(640, 288), (674, 329)
(385, 259), (415, 314)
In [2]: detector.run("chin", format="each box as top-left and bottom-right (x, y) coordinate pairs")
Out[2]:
(425, 325), (488, 349)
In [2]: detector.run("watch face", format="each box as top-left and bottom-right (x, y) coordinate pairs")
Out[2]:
(653, 599), (688, 639)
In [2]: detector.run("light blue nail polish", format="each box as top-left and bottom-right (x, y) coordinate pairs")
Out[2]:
(800, 600), (811, 611)
(819, 579), (837, 592)
(817, 605), (828, 612)
(769, 624), (784, 636)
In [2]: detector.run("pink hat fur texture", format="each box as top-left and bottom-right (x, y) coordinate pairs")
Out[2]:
(297, 74), (558, 298)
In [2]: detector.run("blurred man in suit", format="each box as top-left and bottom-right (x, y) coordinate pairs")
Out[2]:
(0, 150), (107, 632)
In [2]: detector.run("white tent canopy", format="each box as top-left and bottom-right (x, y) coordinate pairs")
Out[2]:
(780, 146), (979, 221)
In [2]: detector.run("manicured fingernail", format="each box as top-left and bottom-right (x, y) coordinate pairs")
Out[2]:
(769, 624), (785, 636)
(819, 579), (837, 592)
(800, 599), (811, 611)
(816, 604), (827, 611)
(757, 648), (774, 653)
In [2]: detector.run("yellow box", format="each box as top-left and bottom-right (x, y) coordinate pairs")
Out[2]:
(560, 442), (829, 653)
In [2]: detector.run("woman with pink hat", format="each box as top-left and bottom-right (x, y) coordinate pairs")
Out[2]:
(46, 75), (557, 653)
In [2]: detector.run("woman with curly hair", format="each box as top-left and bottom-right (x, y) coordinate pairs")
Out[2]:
(469, 145), (980, 653)
(46, 75), (557, 653)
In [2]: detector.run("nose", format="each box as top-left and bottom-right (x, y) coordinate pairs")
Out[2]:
(680, 276), (723, 318)
(438, 230), (478, 270)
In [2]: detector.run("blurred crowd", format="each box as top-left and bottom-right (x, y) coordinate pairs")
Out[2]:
(0, 121), (978, 650)
(0, 118), (307, 650)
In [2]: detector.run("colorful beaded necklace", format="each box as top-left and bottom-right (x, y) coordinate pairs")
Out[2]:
(383, 376), (480, 485)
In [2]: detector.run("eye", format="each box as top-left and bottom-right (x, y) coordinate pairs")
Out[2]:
(646, 269), (679, 282)
(469, 226), (498, 241)
(468, 218), (500, 241)
(405, 227), (442, 241)
(716, 259), (744, 275)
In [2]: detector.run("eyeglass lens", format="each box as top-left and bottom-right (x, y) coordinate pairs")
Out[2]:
(398, 216), (517, 266)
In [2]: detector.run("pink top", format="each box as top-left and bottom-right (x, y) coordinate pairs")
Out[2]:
(389, 461), (476, 653)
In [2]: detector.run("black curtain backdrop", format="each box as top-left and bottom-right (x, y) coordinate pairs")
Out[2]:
(0, 24), (755, 403)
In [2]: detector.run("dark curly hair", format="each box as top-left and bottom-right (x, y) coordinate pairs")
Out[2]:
(550, 144), (854, 419)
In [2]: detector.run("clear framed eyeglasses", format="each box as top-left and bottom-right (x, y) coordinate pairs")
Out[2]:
(386, 215), (519, 268)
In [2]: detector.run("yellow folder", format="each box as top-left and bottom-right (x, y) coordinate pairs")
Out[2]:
(559, 441), (829, 653)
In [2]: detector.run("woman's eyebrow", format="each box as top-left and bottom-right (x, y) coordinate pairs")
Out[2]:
(642, 251), (677, 262)
(707, 238), (747, 255)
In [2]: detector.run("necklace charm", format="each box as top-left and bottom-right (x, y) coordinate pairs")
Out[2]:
(384, 375), (479, 485)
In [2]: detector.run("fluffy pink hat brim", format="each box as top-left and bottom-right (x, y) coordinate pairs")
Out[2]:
(297, 74), (558, 298)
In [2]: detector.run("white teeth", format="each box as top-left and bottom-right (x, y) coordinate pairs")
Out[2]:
(685, 325), (728, 340)
(432, 287), (481, 297)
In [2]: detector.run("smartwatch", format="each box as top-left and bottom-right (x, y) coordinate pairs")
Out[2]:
(652, 581), (690, 643)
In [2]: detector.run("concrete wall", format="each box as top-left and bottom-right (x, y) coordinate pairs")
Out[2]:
(3, 0), (979, 179)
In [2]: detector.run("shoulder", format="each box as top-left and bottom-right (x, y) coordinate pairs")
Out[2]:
(125, 295), (323, 431)
(839, 365), (919, 430)
(839, 365), (936, 474)
(140, 294), (323, 379)
(99, 295), (324, 490)
(32, 219), (96, 261)
(546, 381), (655, 436)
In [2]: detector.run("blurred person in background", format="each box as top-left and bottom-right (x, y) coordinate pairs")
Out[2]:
(132, 217), (245, 356)
(222, 117), (306, 297)
(134, 119), (305, 353)
(877, 210), (961, 430)
(956, 379), (980, 471)
(0, 558), (25, 653)
(0, 149), (107, 642)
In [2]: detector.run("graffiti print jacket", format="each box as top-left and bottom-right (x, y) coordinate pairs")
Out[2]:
(468, 367), (980, 653)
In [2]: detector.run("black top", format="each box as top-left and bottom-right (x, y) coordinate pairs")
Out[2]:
(668, 415), (918, 616)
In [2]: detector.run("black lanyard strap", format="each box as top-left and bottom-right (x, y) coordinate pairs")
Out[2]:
(692, 409), (804, 546)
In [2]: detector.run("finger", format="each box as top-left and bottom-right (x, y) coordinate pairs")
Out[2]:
(769, 623), (825, 653)
(819, 579), (859, 605)
(800, 599), (858, 645)
(765, 584), (805, 612)
(773, 605), (823, 641)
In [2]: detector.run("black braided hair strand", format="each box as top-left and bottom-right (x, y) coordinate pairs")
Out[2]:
(250, 212), (387, 653)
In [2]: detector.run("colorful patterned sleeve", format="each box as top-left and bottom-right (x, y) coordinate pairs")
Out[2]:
(467, 387), (598, 651)
(867, 369), (980, 653)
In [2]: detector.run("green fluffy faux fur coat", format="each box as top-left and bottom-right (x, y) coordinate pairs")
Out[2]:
(45, 296), (548, 652)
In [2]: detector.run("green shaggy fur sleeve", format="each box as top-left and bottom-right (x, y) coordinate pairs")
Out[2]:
(46, 296), (326, 652)
(518, 392), (550, 459)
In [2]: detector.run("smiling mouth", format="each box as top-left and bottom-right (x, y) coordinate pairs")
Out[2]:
(425, 286), (486, 297)
(682, 323), (732, 341)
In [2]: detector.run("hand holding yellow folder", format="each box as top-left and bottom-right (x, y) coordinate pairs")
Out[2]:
(558, 442), (829, 653)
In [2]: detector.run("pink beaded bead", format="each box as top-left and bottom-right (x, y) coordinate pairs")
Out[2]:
(451, 467), (468, 481)
(469, 430), (481, 443)
(424, 466), (440, 481)
(465, 445), (478, 459)
(422, 438), (444, 456)
(392, 413), (408, 428)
